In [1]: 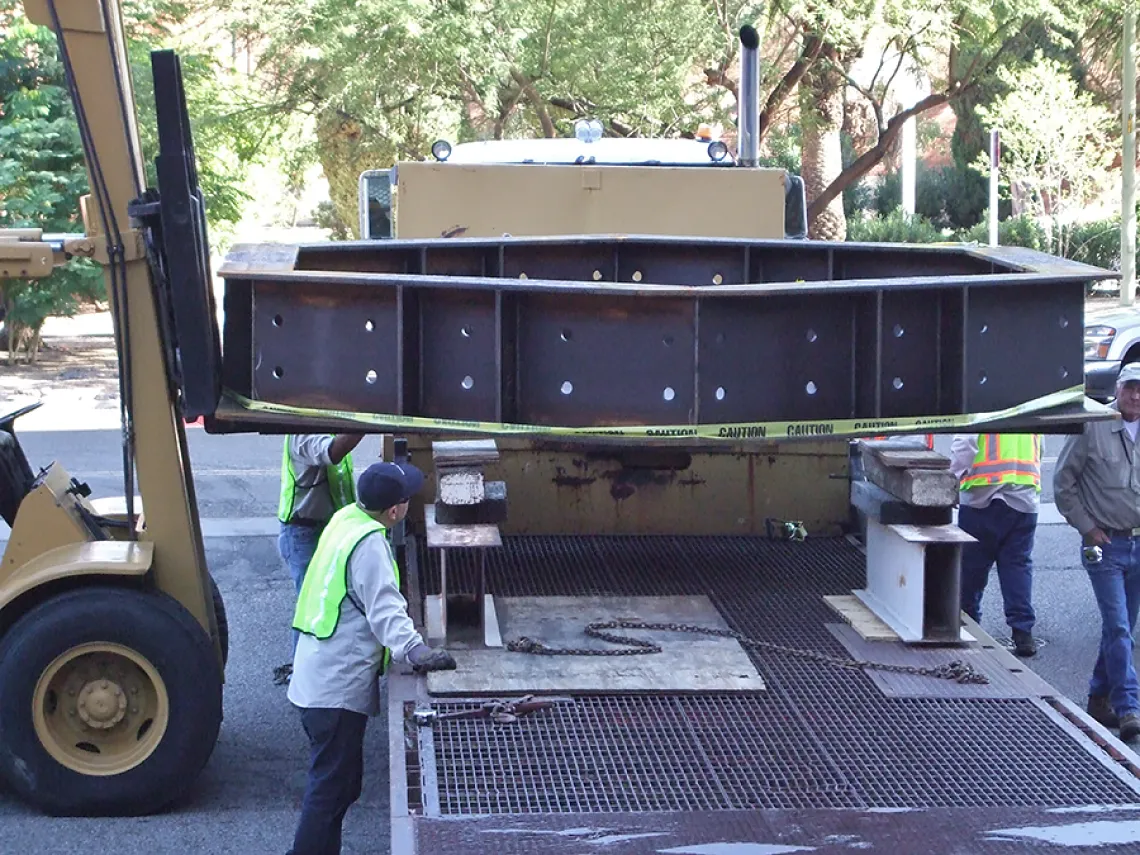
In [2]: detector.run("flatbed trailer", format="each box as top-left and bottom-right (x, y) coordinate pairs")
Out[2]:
(387, 535), (1140, 854)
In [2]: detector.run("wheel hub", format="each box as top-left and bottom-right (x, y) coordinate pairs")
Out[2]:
(77, 678), (127, 729)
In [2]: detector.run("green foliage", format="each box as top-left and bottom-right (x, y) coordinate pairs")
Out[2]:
(1066, 218), (1122, 271)
(957, 214), (1049, 250)
(870, 165), (1007, 230)
(0, 1), (105, 360)
(973, 53), (1116, 257)
(312, 199), (351, 241)
(846, 210), (946, 244)
(0, 0), (278, 360)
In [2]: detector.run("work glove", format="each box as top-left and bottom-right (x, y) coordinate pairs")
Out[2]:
(408, 643), (457, 673)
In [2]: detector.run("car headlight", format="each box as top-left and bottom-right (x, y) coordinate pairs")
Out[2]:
(1085, 325), (1116, 360)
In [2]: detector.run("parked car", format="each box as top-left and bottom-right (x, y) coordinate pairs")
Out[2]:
(1085, 303), (1140, 402)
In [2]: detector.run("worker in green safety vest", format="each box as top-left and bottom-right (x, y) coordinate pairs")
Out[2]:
(277, 434), (365, 666)
(286, 461), (456, 855)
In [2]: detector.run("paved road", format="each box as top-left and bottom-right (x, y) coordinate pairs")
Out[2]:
(0, 428), (1130, 853)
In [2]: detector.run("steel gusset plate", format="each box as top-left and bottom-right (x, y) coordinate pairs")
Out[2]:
(218, 236), (1108, 429)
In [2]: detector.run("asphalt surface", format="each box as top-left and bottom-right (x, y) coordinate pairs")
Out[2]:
(0, 428), (1131, 854)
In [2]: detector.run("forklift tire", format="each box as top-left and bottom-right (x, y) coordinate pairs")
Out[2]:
(208, 573), (229, 669)
(0, 586), (223, 816)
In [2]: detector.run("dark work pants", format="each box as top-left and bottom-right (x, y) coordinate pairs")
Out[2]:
(958, 498), (1037, 634)
(288, 707), (369, 855)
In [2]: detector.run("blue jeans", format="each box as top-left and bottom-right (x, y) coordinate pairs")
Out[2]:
(287, 707), (368, 855)
(958, 499), (1036, 633)
(1084, 536), (1140, 717)
(279, 522), (323, 653)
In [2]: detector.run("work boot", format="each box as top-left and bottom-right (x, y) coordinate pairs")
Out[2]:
(1119, 712), (1140, 742)
(1011, 629), (1037, 658)
(1087, 694), (1120, 729)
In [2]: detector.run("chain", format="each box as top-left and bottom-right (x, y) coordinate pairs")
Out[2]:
(506, 620), (989, 685)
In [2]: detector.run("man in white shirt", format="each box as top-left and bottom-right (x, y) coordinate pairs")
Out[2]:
(286, 461), (455, 855)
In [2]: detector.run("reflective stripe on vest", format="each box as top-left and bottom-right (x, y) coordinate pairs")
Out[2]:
(277, 436), (357, 523)
(961, 434), (1041, 491)
(292, 504), (396, 672)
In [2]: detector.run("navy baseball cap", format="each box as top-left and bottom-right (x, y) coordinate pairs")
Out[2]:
(358, 461), (425, 511)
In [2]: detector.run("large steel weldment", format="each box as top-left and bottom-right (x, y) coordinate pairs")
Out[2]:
(213, 236), (1112, 437)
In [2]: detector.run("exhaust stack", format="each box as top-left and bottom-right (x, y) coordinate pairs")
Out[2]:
(738, 24), (760, 167)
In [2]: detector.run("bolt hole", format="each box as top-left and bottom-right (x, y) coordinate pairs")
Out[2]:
(560, 329), (572, 342)
(712, 273), (723, 285)
(76, 742), (101, 754)
(560, 381), (573, 396)
(366, 370), (377, 385)
(893, 324), (904, 338)
(980, 323), (989, 335)
(272, 314), (284, 327)
(592, 270), (602, 281)
(663, 386), (676, 402)
(663, 335), (674, 347)
(715, 386), (726, 401)
(1059, 316), (1069, 329)
(272, 367), (284, 379)
(978, 372), (988, 385)
(461, 326), (472, 338)
(461, 375), (474, 390)
(136, 719), (153, 740)
(805, 381), (817, 396)
(892, 377), (904, 390)
(1059, 366), (1069, 379)
(518, 272), (527, 279)
(44, 689), (58, 715)
(632, 271), (643, 282)
(806, 329), (817, 343)
(365, 319), (374, 332)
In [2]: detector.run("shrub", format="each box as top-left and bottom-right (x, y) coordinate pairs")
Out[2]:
(957, 214), (1049, 251)
(847, 210), (945, 243)
(873, 164), (1008, 230)
(1065, 218), (1121, 271)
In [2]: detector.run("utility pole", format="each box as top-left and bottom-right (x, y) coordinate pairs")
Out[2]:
(1123, 4), (1137, 306)
(901, 116), (916, 216)
(988, 130), (1000, 247)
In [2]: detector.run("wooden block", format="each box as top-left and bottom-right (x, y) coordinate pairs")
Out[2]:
(432, 439), (500, 466)
(423, 504), (502, 549)
(857, 440), (950, 469)
(824, 594), (899, 642)
(851, 480), (953, 526)
(436, 481), (508, 524)
(438, 469), (485, 505)
(862, 451), (958, 507)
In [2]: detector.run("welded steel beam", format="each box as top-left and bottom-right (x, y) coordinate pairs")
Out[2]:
(214, 236), (1115, 433)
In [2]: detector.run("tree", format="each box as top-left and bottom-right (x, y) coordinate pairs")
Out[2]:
(0, 1), (103, 363)
(0, 0), (281, 362)
(974, 54), (1116, 257)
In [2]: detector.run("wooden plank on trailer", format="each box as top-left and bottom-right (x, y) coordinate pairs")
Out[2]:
(431, 439), (500, 466)
(824, 594), (900, 642)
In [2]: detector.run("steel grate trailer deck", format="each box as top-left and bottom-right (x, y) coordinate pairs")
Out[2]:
(387, 535), (1140, 854)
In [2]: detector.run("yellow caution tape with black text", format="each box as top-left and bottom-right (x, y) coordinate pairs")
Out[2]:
(224, 384), (1101, 442)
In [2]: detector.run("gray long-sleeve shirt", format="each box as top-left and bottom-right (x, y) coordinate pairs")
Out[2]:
(1054, 405), (1140, 537)
(287, 530), (424, 716)
(285, 434), (338, 524)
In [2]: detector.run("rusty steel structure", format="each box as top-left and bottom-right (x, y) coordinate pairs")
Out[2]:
(208, 237), (1110, 437)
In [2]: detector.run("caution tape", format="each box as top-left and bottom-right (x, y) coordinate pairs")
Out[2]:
(223, 385), (1094, 443)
